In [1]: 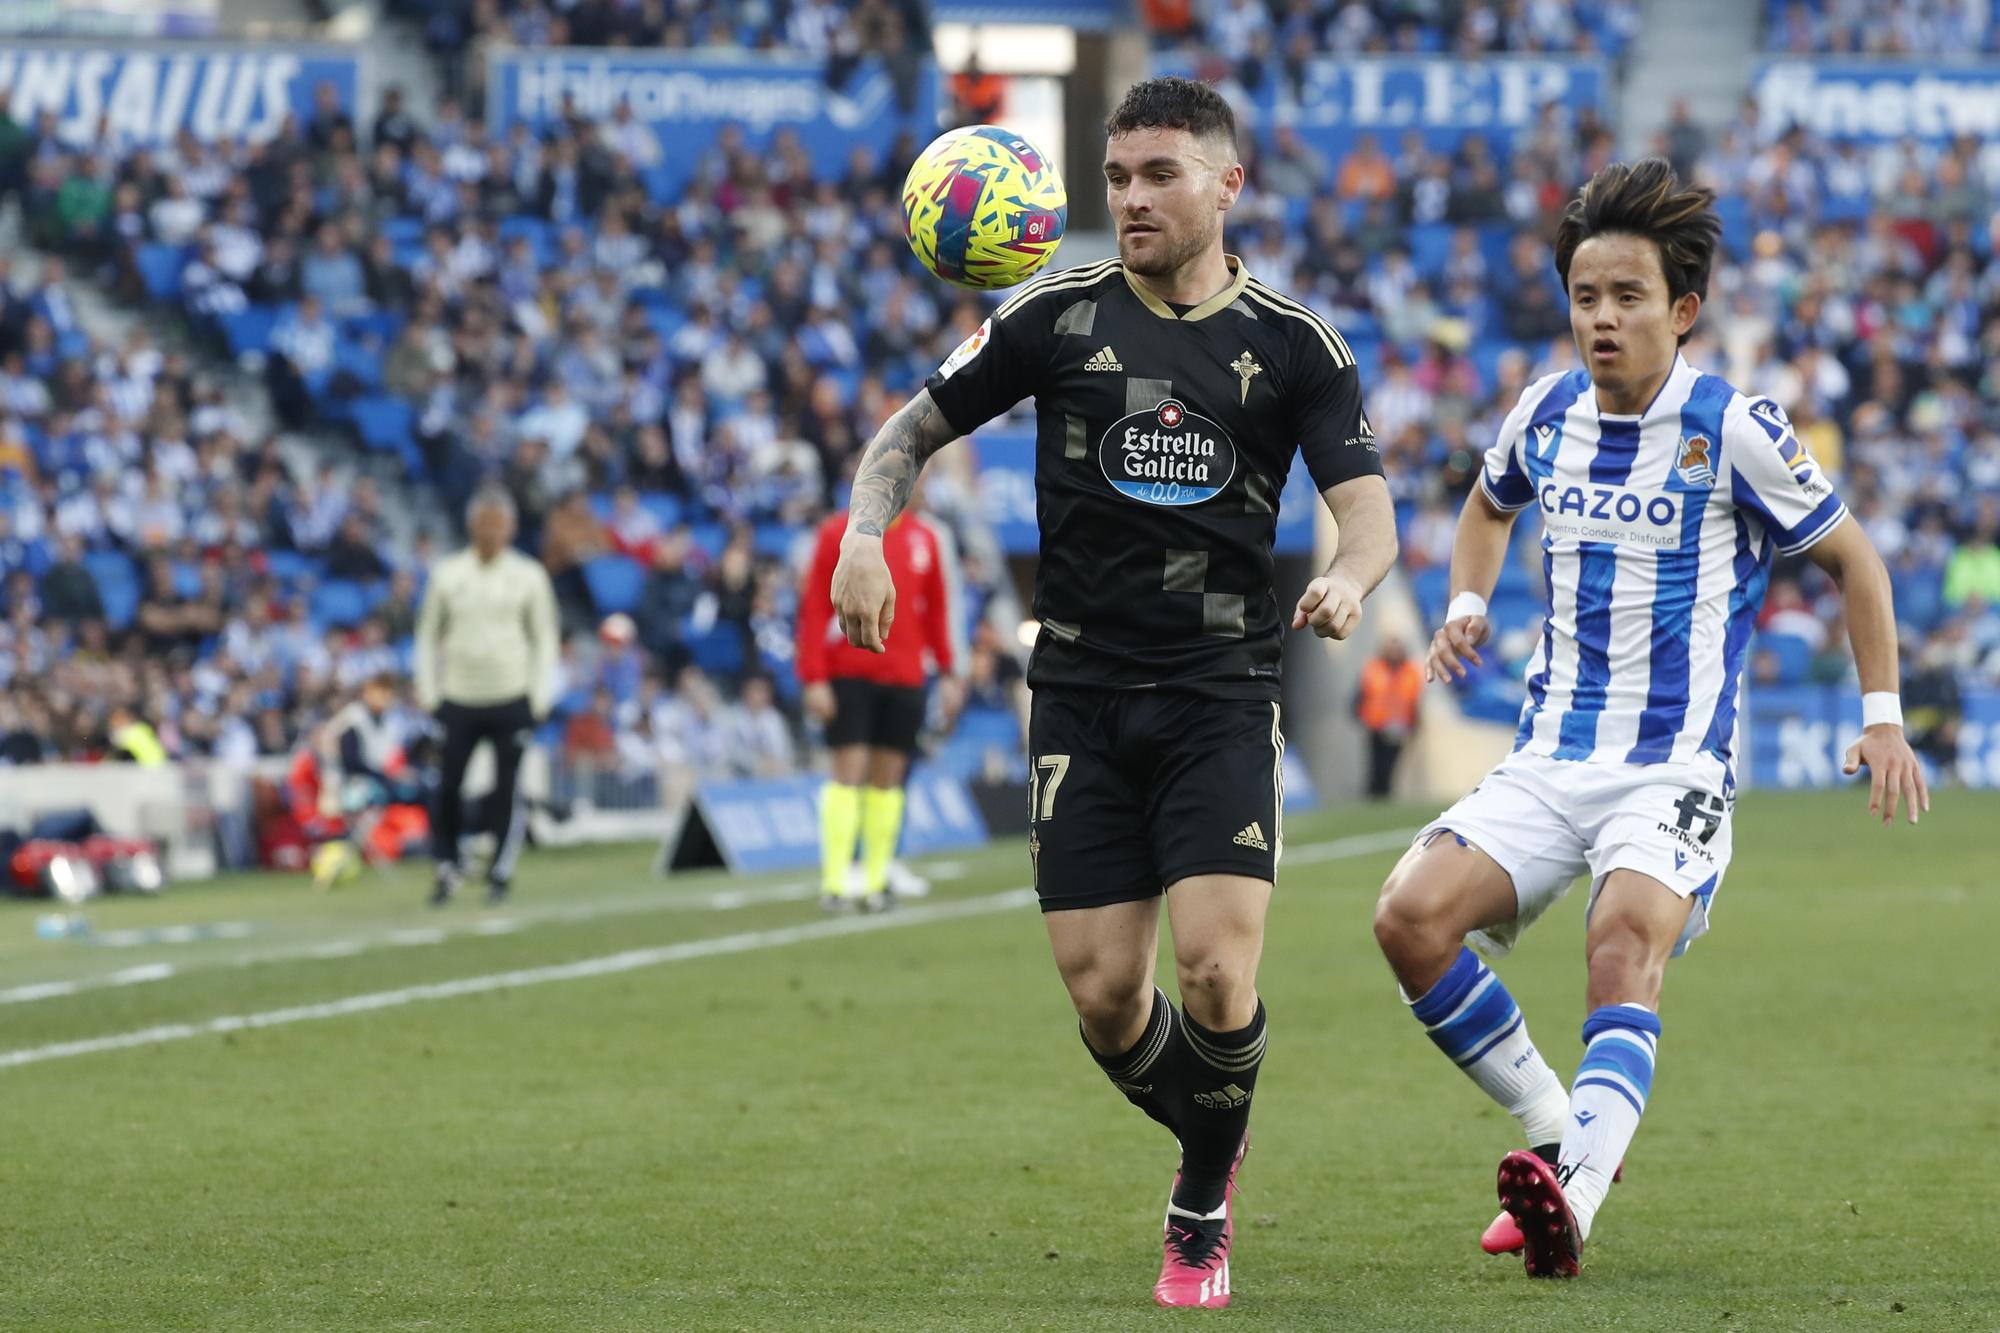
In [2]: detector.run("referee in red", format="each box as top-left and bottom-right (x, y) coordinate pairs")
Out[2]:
(797, 499), (965, 911)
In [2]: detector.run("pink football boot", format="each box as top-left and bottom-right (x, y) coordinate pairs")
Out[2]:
(1495, 1149), (1582, 1279)
(1483, 1158), (1619, 1254)
(1153, 1135), (1249, 1309)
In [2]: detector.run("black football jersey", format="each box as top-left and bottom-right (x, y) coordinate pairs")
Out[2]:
(925, 255), (1381, 700)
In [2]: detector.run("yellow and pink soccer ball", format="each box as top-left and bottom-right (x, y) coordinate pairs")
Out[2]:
(901, 125), (1066, 290)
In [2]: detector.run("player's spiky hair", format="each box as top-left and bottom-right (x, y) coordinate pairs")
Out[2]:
(1105, 77), (1238, 156)
(1553, 158), (1720, 345)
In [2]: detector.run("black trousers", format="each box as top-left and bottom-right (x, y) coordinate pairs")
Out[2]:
(1366, 731), (1404, 800)
(433, 696), (533, 881)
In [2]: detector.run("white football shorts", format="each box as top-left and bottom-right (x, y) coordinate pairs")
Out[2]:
(1416, 750), (1734, 959)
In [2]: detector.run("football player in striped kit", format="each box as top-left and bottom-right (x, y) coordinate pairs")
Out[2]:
(1372, 159), (1929, 1279)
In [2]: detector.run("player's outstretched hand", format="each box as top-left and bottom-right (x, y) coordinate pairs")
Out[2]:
(1425, 615), (1489, 682)
(1292, 574), (1365, 640)
(830, 533), (896, 653)
(1842, 726), (1930, 826)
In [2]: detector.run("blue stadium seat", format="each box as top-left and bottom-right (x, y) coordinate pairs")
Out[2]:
(1759, 632), (1813, 685)
(689, 522), (730, 556)
(953, 707), (1021, 751)
(638, 491), (684, 529)
(263, 549), (320, 586)
(1892, 566), (1944, 632)
(1489, 591), (1541, 631)
(685, 621), (746, 676)
(1712, 195), (1752, 257)
(333, 338), (384, 390)
(1411, 566), (1450, 619)
(751, 523), (798, 560)
(1494, 552), (1535, 598)
(171, 562), (203, 599)
(1407, 223), (1457, 279)
(218, 305), (281, 357)
(136, 243), (187, 300)
(380, 216), (426, 249)
(642, 305), (687, 342)
(341, 310), (404, 348)
(312, 579), (370, 628)
(349, 396), (414, 454)
(821, 367), (862, 407)
(582, 554), (645, 615)
(1469, 339), (1512, 392)
(498, 216), (550, 252)
(82, 551), (139, 631)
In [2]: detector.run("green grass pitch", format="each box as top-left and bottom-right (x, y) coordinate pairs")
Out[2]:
(0, 790), (1993, 1330)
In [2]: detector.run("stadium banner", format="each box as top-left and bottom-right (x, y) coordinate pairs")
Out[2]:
(662, 769), (989, 875)
(487, 49), (939, 196)
(1745, 686), (2000, 789)
(932, 0), (1119, 28)
(1754, 59), (2000, 143)
(1154, 54), (1608, 155)
(973, 428), (1317, 555)
(0, 0), (218, 40)
(0, 41), (358, 146)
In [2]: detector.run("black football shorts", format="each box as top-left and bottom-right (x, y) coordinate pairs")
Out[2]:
(826, 678), (929, 752)
(1026, 686), (1284, 911)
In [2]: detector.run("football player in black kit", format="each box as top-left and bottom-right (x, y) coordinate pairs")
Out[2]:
(831, 77), (1398, 1309)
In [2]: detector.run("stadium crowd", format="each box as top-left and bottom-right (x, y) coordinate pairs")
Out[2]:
(0, 0), (1995, 799)
(0, 72), (1023, 798)
(1764, 0), (1998, 54)
(1144, 0), (1637, 62)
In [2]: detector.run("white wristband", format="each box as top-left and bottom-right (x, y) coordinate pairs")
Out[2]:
(1445, 591), (1489, 623)
(1862, 692), (1903, 729)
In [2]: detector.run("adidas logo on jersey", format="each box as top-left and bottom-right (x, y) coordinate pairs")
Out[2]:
(1232, 821), (1269, 851)
(1083, 345), (1123, 371)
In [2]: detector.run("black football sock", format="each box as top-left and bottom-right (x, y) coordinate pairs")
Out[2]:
(1083, 985), (1186, 1138)
(1170, 1000), (1267, 1215)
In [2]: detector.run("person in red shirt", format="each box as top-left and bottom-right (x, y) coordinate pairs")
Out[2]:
(797, 501), (965, 910)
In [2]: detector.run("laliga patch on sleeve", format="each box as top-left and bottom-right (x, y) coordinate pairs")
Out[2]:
(935, 318), (991, 381)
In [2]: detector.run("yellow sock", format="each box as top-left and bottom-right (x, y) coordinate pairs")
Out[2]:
(820, 783), (861, 896)
(860, 785), (905, 894)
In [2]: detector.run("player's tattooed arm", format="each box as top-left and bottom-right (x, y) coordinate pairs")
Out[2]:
(847, 390), (959, 537)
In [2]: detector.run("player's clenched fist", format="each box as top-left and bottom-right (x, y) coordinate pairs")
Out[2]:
(830, 533), (896, 653)
(1426, 614), (1489, 682)
(1291, 574), (1365, 640)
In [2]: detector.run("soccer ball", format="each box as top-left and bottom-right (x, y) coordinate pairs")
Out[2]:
(310, 839), (361, 889)
(901, 125), (1066, 290)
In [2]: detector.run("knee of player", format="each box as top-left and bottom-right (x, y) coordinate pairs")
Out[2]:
(1584, 919), (1671, 1004)
(1062, 962), (1152, 1031)
(1173, 949), (1255, 1014)
(1372, 875), (1449, 962)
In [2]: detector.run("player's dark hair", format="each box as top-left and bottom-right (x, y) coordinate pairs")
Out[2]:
(1105, 77), (1238, 155)
(1553, 158), (1720, 345)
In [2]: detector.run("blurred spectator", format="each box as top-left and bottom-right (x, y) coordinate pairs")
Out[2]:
(949, 54), (1007, 125)
(1356, 635), (1423, 798)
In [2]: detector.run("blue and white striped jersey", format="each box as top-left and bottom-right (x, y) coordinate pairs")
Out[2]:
(1480, 355), (1846, 774)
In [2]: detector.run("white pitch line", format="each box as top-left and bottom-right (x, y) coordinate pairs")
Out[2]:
(0, 828), (1417, 1010)
(1282, 827), (1418, 865)
(0, 888), (1041, 1072)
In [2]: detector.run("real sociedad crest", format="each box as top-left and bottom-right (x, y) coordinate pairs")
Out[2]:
(1675, 433), (1716, 488)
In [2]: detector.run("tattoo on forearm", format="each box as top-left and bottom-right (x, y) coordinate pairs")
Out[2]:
(849, 393), (952, 537)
